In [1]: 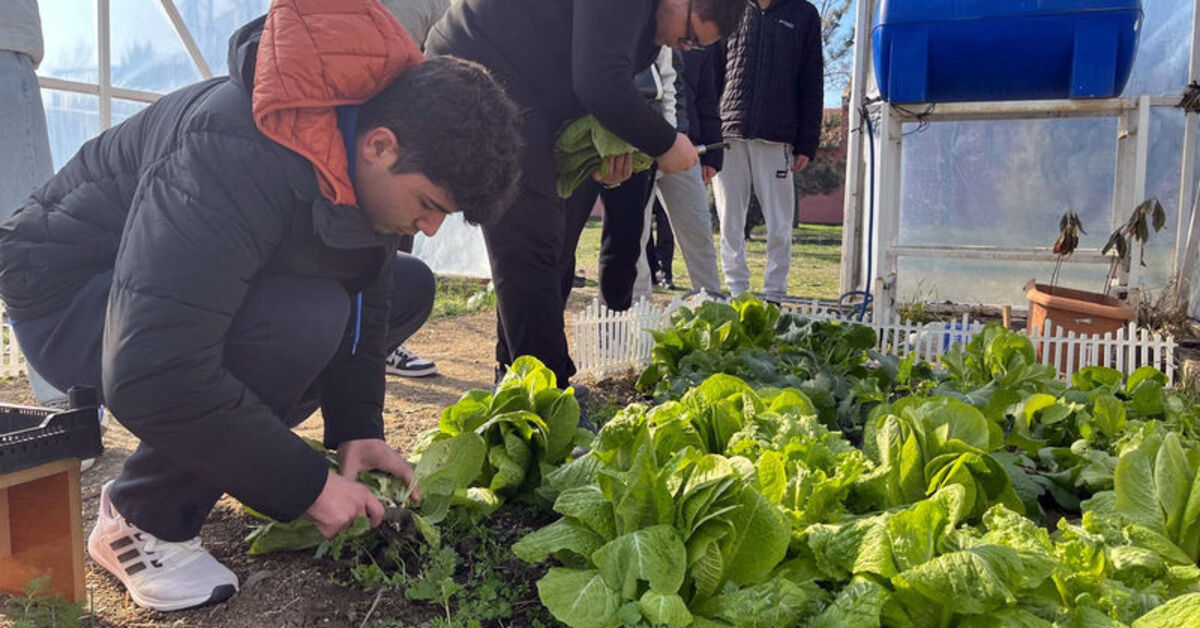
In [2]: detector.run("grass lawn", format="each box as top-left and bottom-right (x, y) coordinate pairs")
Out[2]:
(573, 216), (843, 302)
(430, 275), (494, 321)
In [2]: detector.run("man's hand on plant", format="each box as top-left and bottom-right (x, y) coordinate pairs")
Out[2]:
(791, 154), (810, 173)
(701, 165), (717, 185)
(338, 438), (421, 501)
(593, 153), (634, 188)
(305, 471), (384, 538)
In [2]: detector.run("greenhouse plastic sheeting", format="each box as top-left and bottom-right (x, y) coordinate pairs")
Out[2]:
(412, 214), (493, 279)
(38, 0), (271, 168)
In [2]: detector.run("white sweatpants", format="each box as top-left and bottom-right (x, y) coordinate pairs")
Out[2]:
(633, 163), (724, 297)
(712, 138), (795, 301)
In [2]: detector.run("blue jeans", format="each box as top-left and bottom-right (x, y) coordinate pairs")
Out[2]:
(0, 50), (64, 406)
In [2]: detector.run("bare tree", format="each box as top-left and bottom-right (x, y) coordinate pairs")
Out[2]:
(815, 0), (854, 95)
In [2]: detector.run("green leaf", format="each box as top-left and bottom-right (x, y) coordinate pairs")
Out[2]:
(609, 440), (674, 533)
(540, 390), (582, 463)
(895, 545), (1025, 616)
(593, 525), (687, 597)
(411, 432), (487, 518)
(245, 517), (326, 555)
(1131, 592), (1200, 628)
(1058, 605), (1127, 628)
(1018, 394), (1059, 431)
(1091, 394), (1128, 440)
(720, 487), (790, 586)
(639, 590), (693, 627)
(486, 428), (531, 494)
(886, 496), (952, 572)
(765, 388), (817, 416)
(1115, 432), (1167, 532)
(438, 389), (493, 435)
(1072, 366), (1124, 391)
(514, 518), (607, 564)
(314, 516), (371, 560)
(955, 608), (1052, 628)
(756, 451), (787, 504)
(410, 512), (441, 547)
(1178, 467), (1200, 559)
(537, 568), (622, 628)
(617, 602), (643, 627)
(1155, 433), (1194, 541)
(708, 578), (813, 628)
(810, 579), (889, 628)
(555, 485), (617, 541)
(689, 530), (728, 600)
(850, 519), (899, 580)
(1124, 524), (1194, 565)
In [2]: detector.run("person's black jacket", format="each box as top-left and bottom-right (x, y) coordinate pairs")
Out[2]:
(718, 0), (824, 159)
(680, 47), (724, 171)
(426, 0), (676, 197)
(0, 18), (399, 523)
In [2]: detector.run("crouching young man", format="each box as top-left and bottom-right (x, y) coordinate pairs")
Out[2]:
(0, 0), (520, 612)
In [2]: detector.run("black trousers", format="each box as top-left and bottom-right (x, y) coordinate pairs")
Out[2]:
(12, 254), (435, 540)
(645, 198), (675, 281)
(484, 167), (655, 385)
(568, 168), (658, 311)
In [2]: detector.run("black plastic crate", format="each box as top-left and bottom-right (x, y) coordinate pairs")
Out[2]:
(0, 391), (103, 474)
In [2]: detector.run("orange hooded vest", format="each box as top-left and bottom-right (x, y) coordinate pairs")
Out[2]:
(251, 0), (424, 207)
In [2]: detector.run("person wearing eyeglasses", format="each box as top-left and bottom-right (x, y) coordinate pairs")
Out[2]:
(425, 0), (747, 389)
(713, 0), (824, 305)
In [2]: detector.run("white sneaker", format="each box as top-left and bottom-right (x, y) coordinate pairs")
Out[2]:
(385, 345), (438, 377)
(87, 481), (238, 611)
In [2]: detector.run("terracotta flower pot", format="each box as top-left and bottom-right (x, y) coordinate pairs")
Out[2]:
(1025, 282), (1136, 336)
(1025, 281), (1137, 371)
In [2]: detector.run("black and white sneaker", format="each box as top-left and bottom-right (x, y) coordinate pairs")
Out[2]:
(385, 345), (438, 378)
(87, 482), (238, 611)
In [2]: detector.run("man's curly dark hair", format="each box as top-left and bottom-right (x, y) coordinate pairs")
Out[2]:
(357, 56), (523, 226)
(695, 0), (749, 38)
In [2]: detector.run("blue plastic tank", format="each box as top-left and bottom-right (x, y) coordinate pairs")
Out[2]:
(873, 0), (1143, 103)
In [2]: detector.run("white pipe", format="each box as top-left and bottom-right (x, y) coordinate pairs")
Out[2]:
(838, 0), (876, 294)
(159, 0), (214, 79)
(98, 0), (111, 129)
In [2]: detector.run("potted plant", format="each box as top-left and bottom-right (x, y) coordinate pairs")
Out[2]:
(1025, 198), (1166, 338)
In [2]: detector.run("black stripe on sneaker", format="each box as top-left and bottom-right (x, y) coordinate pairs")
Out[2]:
(110, 536), (134, 551)
(116, 549), (140, 563)
(125, 561), (147, 575)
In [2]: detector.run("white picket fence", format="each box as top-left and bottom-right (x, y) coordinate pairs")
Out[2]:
(1029, 320), (1177, 386)
(569, 297), (680, 379)
(0, 313), (26, 378)
(570, 300), (1178, 385)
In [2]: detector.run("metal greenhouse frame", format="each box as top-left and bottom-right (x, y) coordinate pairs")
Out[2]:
(839, 0), (1200, 322)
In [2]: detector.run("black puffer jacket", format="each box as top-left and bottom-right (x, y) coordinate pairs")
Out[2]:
(0, 17), (401, 523)
(718, 0), (824, 159)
